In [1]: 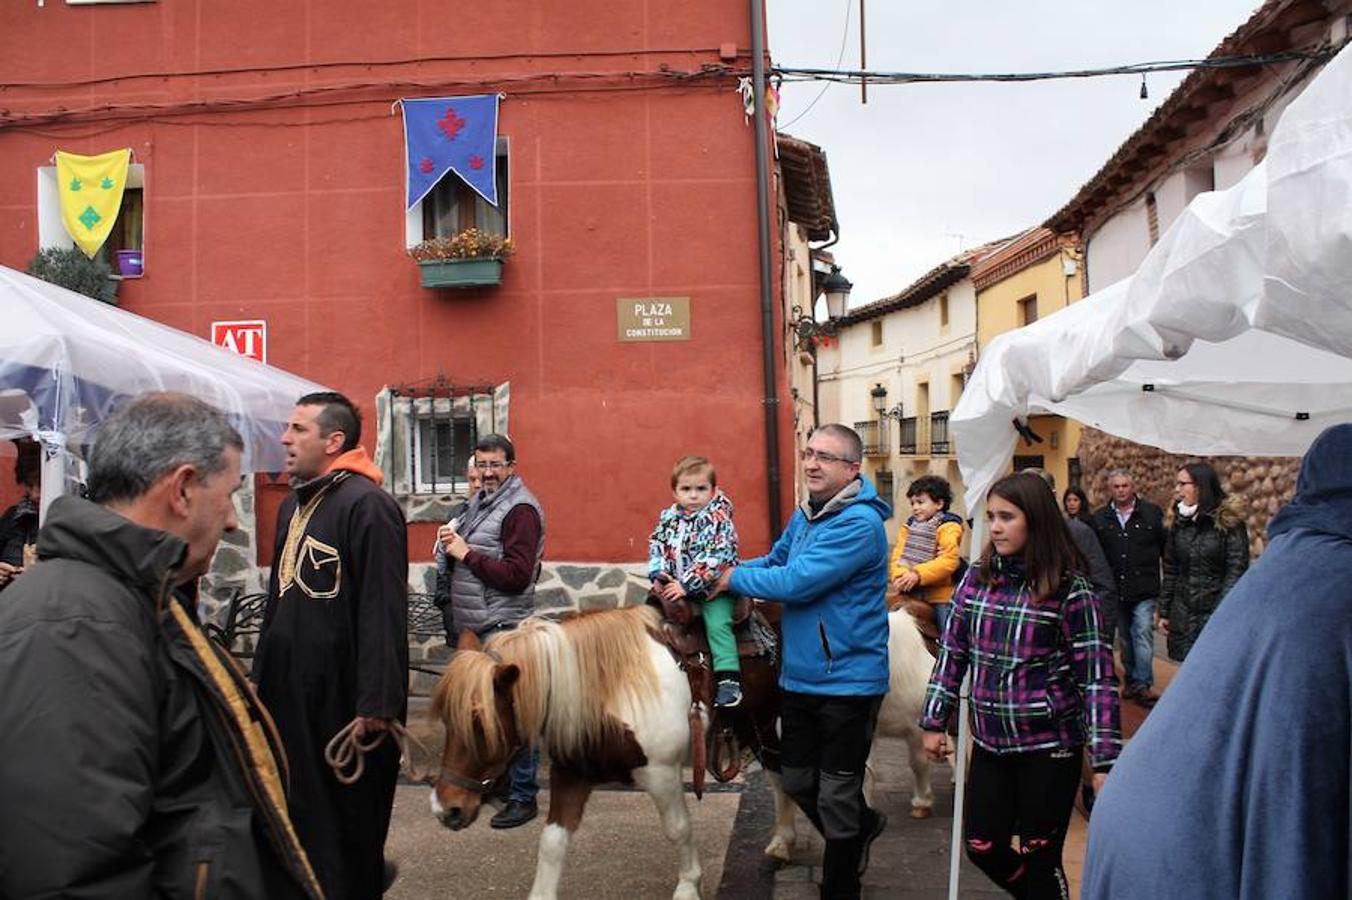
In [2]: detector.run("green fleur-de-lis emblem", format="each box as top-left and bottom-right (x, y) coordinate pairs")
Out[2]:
(69, 178), (82, 191)
(100, 177), (115, 189)
(78, 205), (101, 230)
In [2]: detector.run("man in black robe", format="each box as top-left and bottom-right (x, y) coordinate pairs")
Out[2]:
(255, 392), (408, 900)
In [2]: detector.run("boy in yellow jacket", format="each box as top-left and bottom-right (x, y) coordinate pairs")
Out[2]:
(889, 475), (965, 635)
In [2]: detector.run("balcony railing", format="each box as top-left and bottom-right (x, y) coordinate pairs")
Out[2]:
(898, 417), (918, 455)
(930, 411), (951, 455)
(854, 420), (889, 456)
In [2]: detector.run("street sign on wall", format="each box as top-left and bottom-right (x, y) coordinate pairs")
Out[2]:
(211, 320), (267, 363)
(617, 297), (691, 342)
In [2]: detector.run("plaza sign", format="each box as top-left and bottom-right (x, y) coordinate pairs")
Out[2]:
(617, 297), (691, 342)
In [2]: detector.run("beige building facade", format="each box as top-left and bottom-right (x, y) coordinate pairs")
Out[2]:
(817, 252), (988, 539)
(971, 227), (1085, 494)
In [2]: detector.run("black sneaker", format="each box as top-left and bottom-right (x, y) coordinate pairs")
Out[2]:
(490, 799), (539, 829)
(715, 677), (743, 708)
(381, 859), (399, 893)
(858, 808), (888, 876)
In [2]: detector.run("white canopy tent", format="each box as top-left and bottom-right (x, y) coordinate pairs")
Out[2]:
(954, 40), (1352, 516)
(944, 40), (1352, 900)
(0, 265), (330, 515)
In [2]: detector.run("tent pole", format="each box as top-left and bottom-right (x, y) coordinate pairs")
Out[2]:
(947, 505), (985, 899)
(1142, 384), (1312, 419)
(37, 434), (66, 524)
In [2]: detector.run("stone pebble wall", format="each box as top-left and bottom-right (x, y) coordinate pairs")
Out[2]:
(201, 548), (654, 694)
(1076, 427), (1300, 558)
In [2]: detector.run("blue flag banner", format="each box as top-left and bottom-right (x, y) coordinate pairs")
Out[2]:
(402, 94), (500, 210)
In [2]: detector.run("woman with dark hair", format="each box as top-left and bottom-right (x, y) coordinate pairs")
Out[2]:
(0, 440), (40, 591)
(1159, 462), (1248, 661)
(920, 472), (1121, 899)
(1062, 486), (1093, 526)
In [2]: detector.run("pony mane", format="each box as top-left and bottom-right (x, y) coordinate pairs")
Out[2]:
(433, 606), (664, 764)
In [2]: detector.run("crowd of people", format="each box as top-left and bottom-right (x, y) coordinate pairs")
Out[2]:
(0, 401), (1344, 900)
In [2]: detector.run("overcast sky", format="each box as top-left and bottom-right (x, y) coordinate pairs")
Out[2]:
(768, 0), (1263, 307)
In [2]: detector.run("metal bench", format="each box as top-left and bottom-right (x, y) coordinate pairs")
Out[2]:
(206, 589), (452, 692)
(204, 590), (269, 674)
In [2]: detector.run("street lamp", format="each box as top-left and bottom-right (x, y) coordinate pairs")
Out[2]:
(870, 383), (888, 415)
(871, 382), (904, 421)
(821, 264), (852, 322)
(790, 264), (853, 352)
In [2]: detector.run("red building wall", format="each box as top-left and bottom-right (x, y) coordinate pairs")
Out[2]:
(0, 0), (797, 563)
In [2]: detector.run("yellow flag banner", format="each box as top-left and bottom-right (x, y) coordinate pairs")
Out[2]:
(55, 149), (131, 258)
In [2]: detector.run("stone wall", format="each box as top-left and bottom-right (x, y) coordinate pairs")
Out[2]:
(200, 482), (265, 625)
(197, 483), (656, 692)
(404, 560), (652, 689)
(1076, 427), (1300, 557)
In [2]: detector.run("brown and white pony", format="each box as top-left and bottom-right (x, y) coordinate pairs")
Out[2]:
(428, 606), (799, 900)
(870, 608), (938, 817)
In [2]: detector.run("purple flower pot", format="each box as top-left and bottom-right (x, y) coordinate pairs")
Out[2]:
(115, 249), (144, 277)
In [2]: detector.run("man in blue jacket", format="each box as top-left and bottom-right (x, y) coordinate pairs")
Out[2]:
(716, 423), (891, 900)
(1083, 423), (1352, 900)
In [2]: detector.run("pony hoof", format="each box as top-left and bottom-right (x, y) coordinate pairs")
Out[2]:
(764, 837), (794, 862)
(910, 806), (933, 820)
(672, 883), (701, 900)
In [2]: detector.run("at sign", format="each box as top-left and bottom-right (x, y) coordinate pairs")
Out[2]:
(211, 320), (267, 363)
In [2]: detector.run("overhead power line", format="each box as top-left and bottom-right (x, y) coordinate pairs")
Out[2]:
(773, 48), (1336, 86)
(778, 0), (854, 130)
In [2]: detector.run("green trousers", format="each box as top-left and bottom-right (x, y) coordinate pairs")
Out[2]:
(704, 593), (740, 675)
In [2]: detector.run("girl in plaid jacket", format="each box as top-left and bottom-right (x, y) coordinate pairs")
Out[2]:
(920, 472), (1121, 900)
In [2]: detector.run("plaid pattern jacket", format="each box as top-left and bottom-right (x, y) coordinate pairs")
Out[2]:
(920, 555), (1122, 770)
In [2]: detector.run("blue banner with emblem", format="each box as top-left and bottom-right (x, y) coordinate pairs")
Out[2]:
(402, 94), (500, 210)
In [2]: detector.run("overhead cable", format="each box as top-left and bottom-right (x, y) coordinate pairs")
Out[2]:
(773, 48), (1335, 86)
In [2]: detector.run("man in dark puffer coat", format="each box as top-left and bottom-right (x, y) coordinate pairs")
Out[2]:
(0, 393), (321, 899)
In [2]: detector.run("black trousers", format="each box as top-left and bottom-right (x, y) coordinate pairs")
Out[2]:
(964, 745), (1082, 900)
(780, 691), (883, 900)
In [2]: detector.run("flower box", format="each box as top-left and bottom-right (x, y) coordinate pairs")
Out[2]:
(418, 257), (504, 289)
(410, 228), (515, 290)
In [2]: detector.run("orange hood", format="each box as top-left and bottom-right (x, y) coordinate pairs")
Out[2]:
(326, 447), (384, 486)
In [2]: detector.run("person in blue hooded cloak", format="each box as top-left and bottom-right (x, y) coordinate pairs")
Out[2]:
(1082, 424), (1352, 899)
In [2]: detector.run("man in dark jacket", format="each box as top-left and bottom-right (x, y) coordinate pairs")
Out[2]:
(0, 392), (322, 899)
(255, 392), (409, 899)
(1084, 424), (1352, 900)
(1091, 470), (1166, 704)
(436, 433), (545, 828)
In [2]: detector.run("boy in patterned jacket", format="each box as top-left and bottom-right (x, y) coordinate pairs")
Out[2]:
(648, 455), (743, 707)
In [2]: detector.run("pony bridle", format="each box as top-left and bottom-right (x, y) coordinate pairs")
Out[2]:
(435, 765), (503, 795)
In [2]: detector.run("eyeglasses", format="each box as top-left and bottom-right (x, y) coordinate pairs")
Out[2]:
(1175, 479), (1194, 487)
(800, 448), (858, 465)
(476, 460), (512, 472)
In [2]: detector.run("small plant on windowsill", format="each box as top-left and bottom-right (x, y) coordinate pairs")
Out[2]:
(409, 228), (515, 289)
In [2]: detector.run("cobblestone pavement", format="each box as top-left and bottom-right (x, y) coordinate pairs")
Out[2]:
(385, 698), (741, 899)
(727, 652), (1179, 900)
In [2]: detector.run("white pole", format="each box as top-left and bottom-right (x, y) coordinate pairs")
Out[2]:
(36, 432), (67, 523)
(947, 502), (986, 900)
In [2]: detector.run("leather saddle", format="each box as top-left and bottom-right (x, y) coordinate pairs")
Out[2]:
(648, 590), (778, 793)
